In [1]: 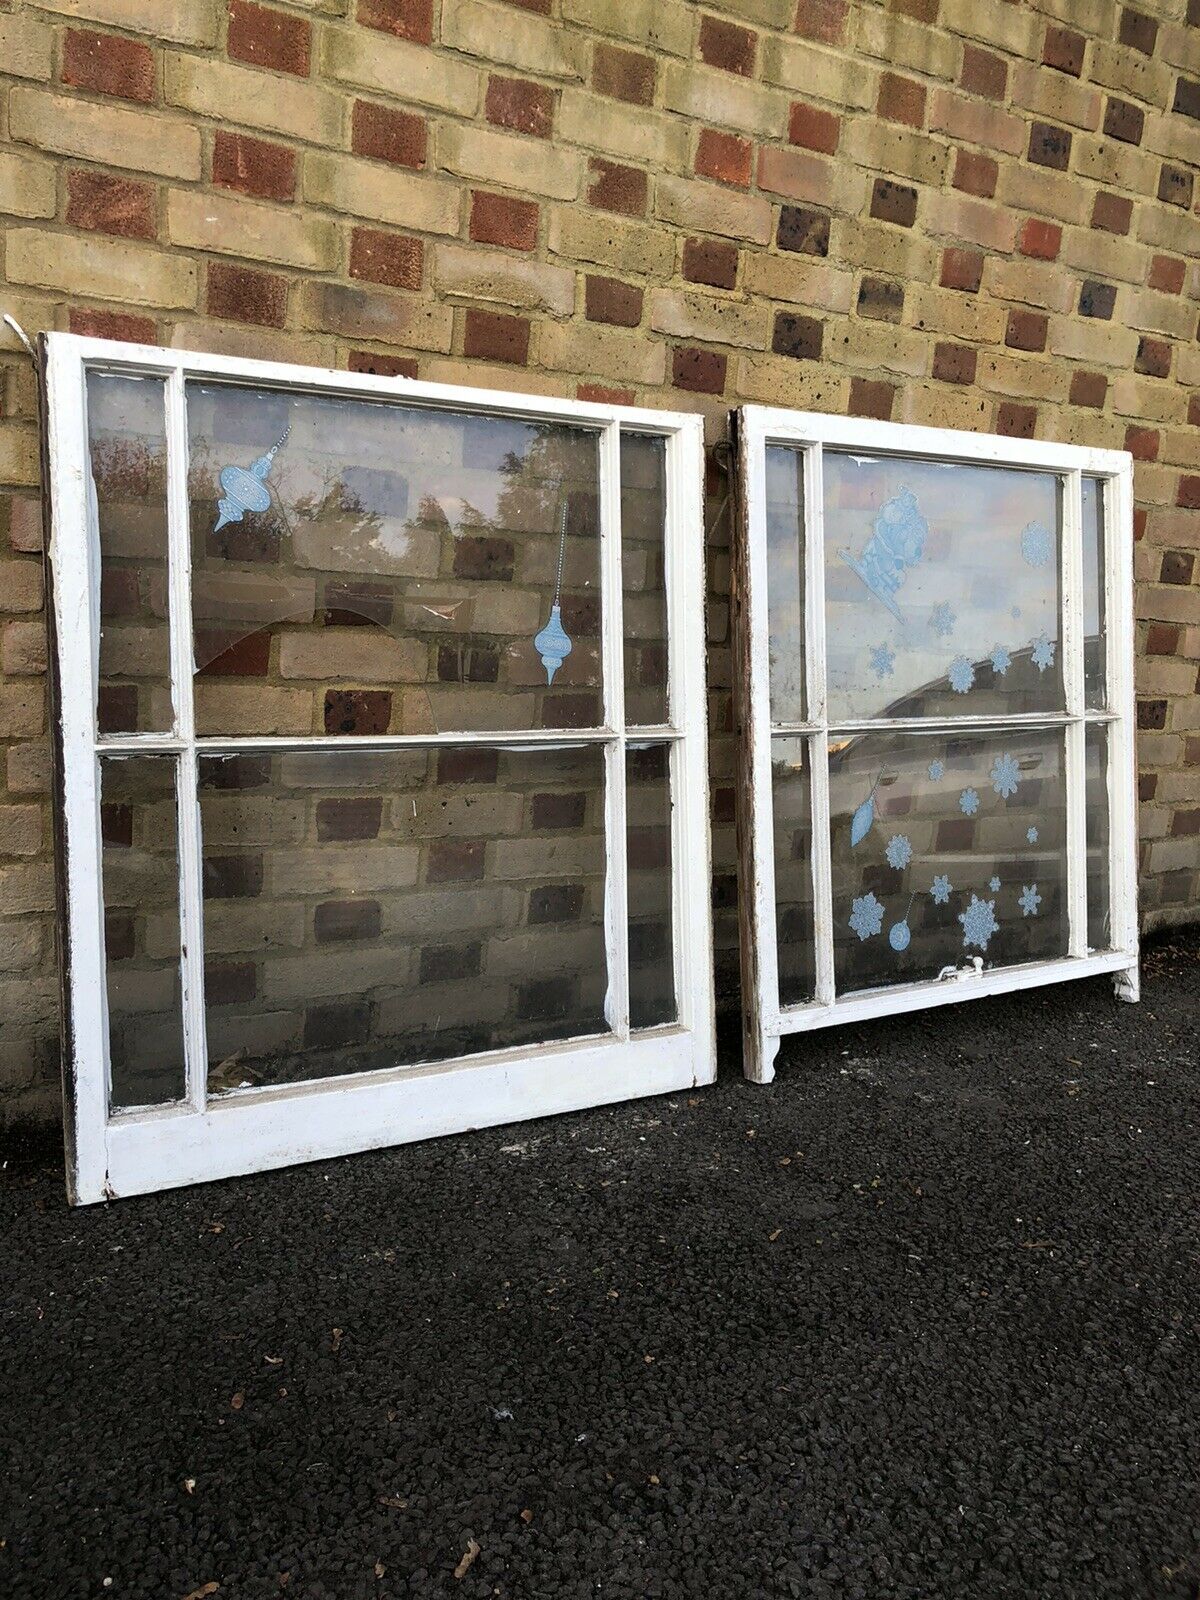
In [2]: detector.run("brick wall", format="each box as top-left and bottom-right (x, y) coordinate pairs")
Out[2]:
(1, 0), (1198, 1127)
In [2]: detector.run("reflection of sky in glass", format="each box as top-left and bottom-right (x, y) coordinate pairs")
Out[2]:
(824, 454), (1063, 722)
(765, 447), (804, 723)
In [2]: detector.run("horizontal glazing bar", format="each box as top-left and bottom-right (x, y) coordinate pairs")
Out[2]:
(96, 726), (683, 756)
(822, 713), (1088, 735)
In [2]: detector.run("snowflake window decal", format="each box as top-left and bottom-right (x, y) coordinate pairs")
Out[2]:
(930, 874), (952, 905)
(959, 787), (980, 816)
(989, 644), (1011, 677)
(930, 602), (955, 638)
(927, 758), (945, 782)
(1031, 634), (1056, 673)
(1020, 520), (1054, 567)
(869, 643), (895, 680)
(948, 655), (974, 694)
(1019, 883), (1042, 917)
(1026, 826), (1039, 844)
(989, 752), (1020, 799)
(848, 891), (885, 942)
(988, 875), (1002, 893)
(959, 894), (999, 951)
(885, 834), (913, 870)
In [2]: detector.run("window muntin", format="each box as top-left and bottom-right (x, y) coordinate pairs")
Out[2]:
(48, 336), (714, 1203)
(736, 408), (1137, 1076)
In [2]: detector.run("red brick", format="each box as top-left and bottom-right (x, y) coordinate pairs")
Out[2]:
(941, 247), (984, 292)
(357, 0), (433, 43)
(1136, 337), (1171, 378)
(953, 149), (997, 198)
(206, 959), (257, 1004)
(62, 27), (154, 103)
(324, 689), (392, 735)
(1104, 97), (1144, 145)
(351, 100), (426, 168)
(849, 377), (895, 419)
(437, 747), (500, 784)
(502, 0), (551, 11)
(577, 382), (635, 404)
(672, 347), (726, 394)
(69, 309), (156, 343)
(195, 629), (271, 676)
(1146, 622), (1178, 655)
(349, 227), (423, 291)
(793, 0), (847, 45)
(788, 101), (840, 154)
(348, 351), (418, 379)
(1091, 190), (1133, 234)
(1042, 25), (1085, 76)
(585, 275), (642, 327)
(470, 190), (538, 251)
(591, 42), (655, 106)
(773, 311), (823, 360)
(227, 1), (310, 76)
(1018, 217), (1062, 259)
(1119, 8), (1158, 54)
(1124, 425), (1160, 461)
(587, 158), (647, 216)
(871, 178), (917, 226)
(463, 308), (529, 365)
(1134, 507), (1148, 541)
(212, 131), (296, 201)
(1006, 309), (1048, 352)
(933, 341), (977, 384)
(683, 236), (738, 289)
(960, 44), (1006, 100)
(1148, 255), (1186, 294)
(316, 900), (382, 944)
(1080, 280), (1117, 318)
(1028, 122), (1072, 170)
(65, 170), (155, 240)
(428, 839), (485, 882)
(699, 14), (756, 77)
(1189, 393), (1200, 428)
(1176, 475), (1200, 509)
(1159, 164), (1194, 208)
(316, 797), (382, 841)
(1170, 808), (1200, 837)
(877, 72), (926, 128)
(997, 401), (1037, 438)
(695, 127), (752, 187)
(485, 74), (554, 137)
(206, 261), (287, 327)
(857, 276), (904, 321)
(1161, 549), (1195, 584)
(778, 204), (830, 256)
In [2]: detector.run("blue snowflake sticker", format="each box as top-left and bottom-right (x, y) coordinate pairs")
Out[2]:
(1020, 521), (1054, 567)
(989, 875), (1002, 893)
(948, 655), (975, 694)
(990, 752), (1020, 799)
(959, 894), (999, 951)
(1026, 826), (1039, 844)
(870, 642), (895, 680)
(848, 891), (885, 942)
(930, 602), (955, 638)
(1019, 883), (1042, 917)
(930, 874), (952, 905)
(927, 758), (945, 782)
(1031, 634), (1056, 673)
(885, 834), (913, 870)
(990, 643), (1011, 677)
(959, 787), (980, 816)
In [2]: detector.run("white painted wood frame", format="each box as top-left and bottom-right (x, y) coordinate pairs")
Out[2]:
(731, 406), (1139, 1084)
(42, 333), (716, 1203)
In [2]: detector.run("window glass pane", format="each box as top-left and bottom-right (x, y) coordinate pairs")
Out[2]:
(101, 756), (185, 1109)
(187, 385), (601, 737)
(199, 744), (609, 1092)
(828, 727), (1068, 995)
(766, 446), (805, 724)
(626, 743), (675, 1027)
(88, 373), (171, 734)
(824, 454), (1064, 722)
(1086, 725), (1111, 951)
(621, 434), (668, 726)
(1082, 476), (1106, 710)
(772, 736), (816, 1005)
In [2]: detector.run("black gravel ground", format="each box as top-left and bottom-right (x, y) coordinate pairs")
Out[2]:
(3, 931), (1199, 1600)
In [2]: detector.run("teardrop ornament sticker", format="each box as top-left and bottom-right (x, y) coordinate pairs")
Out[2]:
(849, 769), (885, 847)
(533, 491), (573, 684)
(213, 425), (290, 533)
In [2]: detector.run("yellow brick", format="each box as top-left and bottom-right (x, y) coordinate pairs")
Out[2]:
(0, 863), (55, 914)
(976, 353), (1069, 403)
(832, 218), (939, 282)
(438, 123), (581, 201)
(9, 89), (201, 181)
(0, 560), (44, 613)
(433, 243), (575, 316)
(420, 355), (571, 398)
(1072, 136), (1158, 195)
(741, 253), (855, 313)
(0, 685), (44, 738)
(997, 162), (1090, 226)
(927, 89), (1026, 158)
(299, 282), (455, 352)
(1138, 203), (1200, 257)
(760, 38), (877, 110)
(661, 61), (787, 138)
(904, 283), (1006, 343)
(2, 621), (48, 677)
(304, 153), (460, 236)
(1121, 289), (1197, 342)
(826, 320), (929, 378)
(1088, 41), (1174, 108)
(0, 14), (54, 80)
(734, 353), (845, 410)
(654, 176), (772, 245)
(1048, 316), (1139, 368)
(557, 90), (690, 170)
(169, 321), (335, 368)
(7, 228), (197, 309)
(756, 147), (869, 214)
(983, 258), (1075, 315)
(1142, 107), (1200, 171)
(1009, 61), (1102, 131)
(538, 320), (667, 385)
(0, 153), (56, 221)
(925, 192), (1017, 253)
(938, 0), (1039, 57)
(322, 26), (481, 114)
(895, 384), (991, 430)
(560, 0), (693, 57)
(442, 0), (585, 79)
(856, 8), (958, 78)
(167, 189), (336, 270)
(1059, 227), (1148, 288)
(1110, 376), (1184, 425)
(647, 288), (768, 349)
(164, 54), (343, 145)
(547, 207), (675, 276)
(33, 0), (216, 44)
(839, 119), (949, 188)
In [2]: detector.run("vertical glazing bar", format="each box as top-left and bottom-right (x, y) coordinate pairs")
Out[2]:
(804, 444), (835, 1006)
(164, 368), (209, 1107)
(1061, 468), (1087, 956)
(599, 421), (629, 1039)
(1108, 464), (1140, 971)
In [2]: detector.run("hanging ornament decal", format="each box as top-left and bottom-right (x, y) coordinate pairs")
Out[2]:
(889, 893), (917, 952)
(840, 485), (927, 621)
(849, 769), (885, 847)
(213, 425), (290, 533)
(533, 491), (573, 685)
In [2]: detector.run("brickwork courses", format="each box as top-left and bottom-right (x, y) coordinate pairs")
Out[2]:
(0, 0), (1197, 1125)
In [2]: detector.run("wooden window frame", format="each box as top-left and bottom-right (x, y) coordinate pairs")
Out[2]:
(42, 333), (716, 1203)
(731, 406), (1139, 1084)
